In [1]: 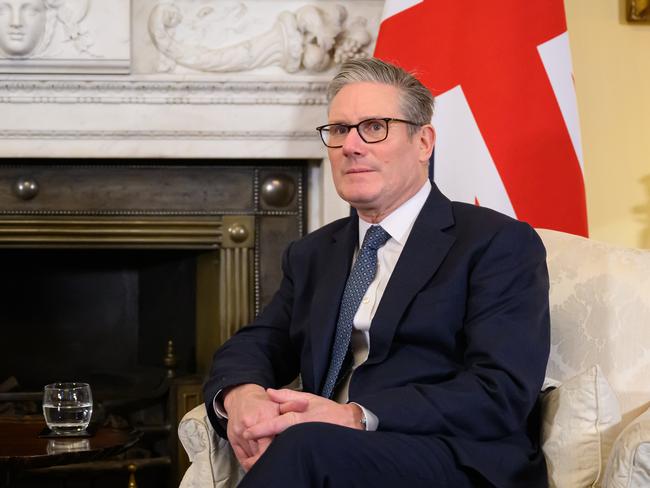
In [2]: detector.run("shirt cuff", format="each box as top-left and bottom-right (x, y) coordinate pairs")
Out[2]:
(212, 390), (229, 419)
(350, 402), (378, 431)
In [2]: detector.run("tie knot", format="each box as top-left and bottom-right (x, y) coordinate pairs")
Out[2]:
(361, 225), (391, 251)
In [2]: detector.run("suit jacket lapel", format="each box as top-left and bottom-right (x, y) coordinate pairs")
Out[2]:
(366, 186), (456, 366)
(308, 216), (358, 392)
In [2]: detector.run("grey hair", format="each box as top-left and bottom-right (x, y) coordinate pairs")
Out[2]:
(327, 58), (434, 135)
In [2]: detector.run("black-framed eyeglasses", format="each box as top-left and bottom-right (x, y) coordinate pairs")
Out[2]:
(315, 118), (422, 148)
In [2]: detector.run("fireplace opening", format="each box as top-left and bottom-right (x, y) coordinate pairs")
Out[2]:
(0, 248), (206, 487)
(1, 248), (197, 393)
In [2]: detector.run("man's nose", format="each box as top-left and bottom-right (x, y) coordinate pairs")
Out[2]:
(341, 127), (366, 157)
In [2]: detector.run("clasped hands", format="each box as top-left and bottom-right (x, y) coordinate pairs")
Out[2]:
(223, 383), (363, 471)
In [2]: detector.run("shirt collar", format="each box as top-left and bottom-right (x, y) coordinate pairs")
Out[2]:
(358, 179), (431, 248)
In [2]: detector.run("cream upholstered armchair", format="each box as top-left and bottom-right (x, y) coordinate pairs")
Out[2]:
(536, 229), (650, 488)
(177, 228), (650, 488)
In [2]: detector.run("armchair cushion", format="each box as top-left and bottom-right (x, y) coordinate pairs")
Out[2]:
(603, 407), (650, 488)
(542, 365), (621, 488)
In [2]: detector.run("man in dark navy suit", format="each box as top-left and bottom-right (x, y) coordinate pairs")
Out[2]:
(204, 58), (550, 487)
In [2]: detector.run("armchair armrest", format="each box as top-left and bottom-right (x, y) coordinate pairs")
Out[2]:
(178, 404), (245, 488)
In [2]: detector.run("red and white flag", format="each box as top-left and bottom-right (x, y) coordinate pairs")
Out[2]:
(375, 1), (588, 236)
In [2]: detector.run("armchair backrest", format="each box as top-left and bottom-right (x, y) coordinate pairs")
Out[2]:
(537, 228), (650, 422)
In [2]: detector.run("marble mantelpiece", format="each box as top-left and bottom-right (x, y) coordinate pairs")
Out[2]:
(0, 0), (383, 158)
(0, 0), (384, 227)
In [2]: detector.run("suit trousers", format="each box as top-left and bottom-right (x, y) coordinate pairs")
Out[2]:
(238, 422), (489, 487)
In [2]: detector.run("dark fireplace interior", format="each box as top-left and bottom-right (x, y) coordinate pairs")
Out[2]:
(1, 249), (197, 392)
(1, 250), (201, 488)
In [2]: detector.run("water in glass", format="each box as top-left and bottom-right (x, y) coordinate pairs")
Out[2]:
(43, 382), (93, 434)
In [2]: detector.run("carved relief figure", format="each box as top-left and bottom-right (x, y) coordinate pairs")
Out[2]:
(0, 0), (93, 59)
(148, 2), (373, 74)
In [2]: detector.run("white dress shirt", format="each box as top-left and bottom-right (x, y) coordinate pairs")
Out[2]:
(334, 180), (432, 429)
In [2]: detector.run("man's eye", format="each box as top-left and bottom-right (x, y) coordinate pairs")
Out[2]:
(330, 125), (349, 136)
(368, 122), (384, 132)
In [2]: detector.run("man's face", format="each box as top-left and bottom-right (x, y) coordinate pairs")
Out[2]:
(0, 0), (46, 57)
(327, 82), (434, 221)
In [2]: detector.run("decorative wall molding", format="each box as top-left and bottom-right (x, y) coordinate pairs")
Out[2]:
(0, 79), (328, 105)
(0, 209), (300, 216)
(0, 216), (223, 248)
(0, 129), (316, 140)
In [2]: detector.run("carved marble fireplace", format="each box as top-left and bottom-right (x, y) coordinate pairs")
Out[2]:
(0, 0), (387, 357)
(0, 0), (383, 229)
(0, 1), (383, 485)
(0, 0), (386, 226)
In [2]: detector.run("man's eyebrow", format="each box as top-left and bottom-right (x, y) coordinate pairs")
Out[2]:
(327, 116), (385, 124)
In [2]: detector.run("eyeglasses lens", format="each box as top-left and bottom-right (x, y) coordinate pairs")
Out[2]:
(321, 119), (389, 147)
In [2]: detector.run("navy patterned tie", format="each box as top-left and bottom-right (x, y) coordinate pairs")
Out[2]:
(321, 225), (391, 399)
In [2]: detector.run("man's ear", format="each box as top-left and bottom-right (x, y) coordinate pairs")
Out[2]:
(418, 125), (436, 163)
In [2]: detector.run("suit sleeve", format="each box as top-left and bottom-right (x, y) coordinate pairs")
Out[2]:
(353, 222), (550, 440)
(203, 242), (301, 437)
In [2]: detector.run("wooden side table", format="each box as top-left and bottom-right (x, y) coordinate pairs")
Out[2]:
(0, 417), (141, 487)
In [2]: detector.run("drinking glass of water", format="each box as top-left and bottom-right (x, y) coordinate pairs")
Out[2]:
(43, 382), (93, 435)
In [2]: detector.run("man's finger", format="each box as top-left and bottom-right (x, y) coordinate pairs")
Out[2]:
(255, 437), (273, 461)
(257, 436), (273, 452)
(247, 439), (259, 456)
(230, 434), (254, 457)
(266, 388), (312, 403)
(244, 448), (265, 472)
(243, 419), (281, 440)
(241, 456), (255, 472)
(231, 442), (250, 466)
(278, 399), (309, 414)
(244, 412), (298, 439)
